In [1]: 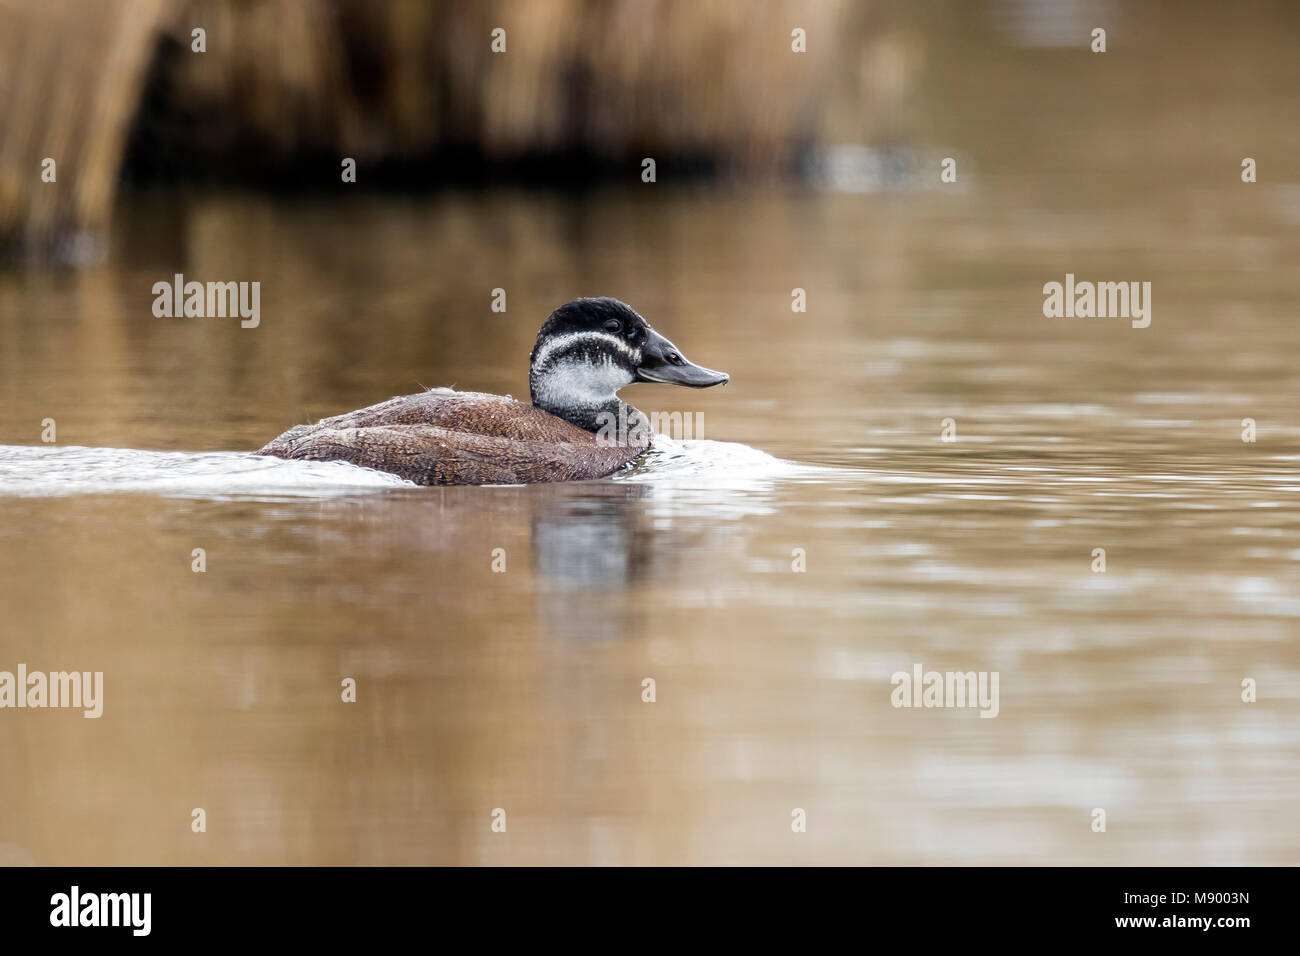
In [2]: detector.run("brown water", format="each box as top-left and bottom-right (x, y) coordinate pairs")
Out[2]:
(3, 7), (1300, 863)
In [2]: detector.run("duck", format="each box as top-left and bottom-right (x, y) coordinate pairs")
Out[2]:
(256, 297), (730, 485)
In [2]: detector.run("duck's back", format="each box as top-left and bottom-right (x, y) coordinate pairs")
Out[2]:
(257, 389), (648, 485)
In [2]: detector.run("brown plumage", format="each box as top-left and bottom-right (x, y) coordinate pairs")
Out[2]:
(257, 389), (650, 485)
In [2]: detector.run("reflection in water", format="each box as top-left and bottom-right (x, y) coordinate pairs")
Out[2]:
(532, 484), (652, 587)
(531, 484), (651, 644)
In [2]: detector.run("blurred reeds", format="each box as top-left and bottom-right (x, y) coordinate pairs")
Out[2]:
(0, 0), (864, 257)
(0, 0), (169, 256)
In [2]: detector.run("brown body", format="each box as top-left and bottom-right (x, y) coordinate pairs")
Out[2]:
(257, 389), (650, 485)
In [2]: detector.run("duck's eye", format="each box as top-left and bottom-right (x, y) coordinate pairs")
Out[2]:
(603, 320), (622, 334)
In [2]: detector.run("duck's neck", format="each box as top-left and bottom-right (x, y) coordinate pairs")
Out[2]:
(529, 359), (646, 440)
(544, 396), (625, 433)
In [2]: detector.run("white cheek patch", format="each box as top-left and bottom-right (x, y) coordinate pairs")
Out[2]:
(533, 356), (634, 411)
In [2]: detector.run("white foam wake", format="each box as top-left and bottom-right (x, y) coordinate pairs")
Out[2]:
(0, 438), (834, 500)
(0, 445), (412, 499)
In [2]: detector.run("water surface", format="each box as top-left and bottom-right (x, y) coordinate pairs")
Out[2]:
(2, 169), (1299, 864)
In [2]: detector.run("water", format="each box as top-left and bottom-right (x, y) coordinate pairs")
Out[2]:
(5, 34), (1300, 861)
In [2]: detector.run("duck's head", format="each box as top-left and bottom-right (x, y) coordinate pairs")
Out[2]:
(529, 297), (729, 432)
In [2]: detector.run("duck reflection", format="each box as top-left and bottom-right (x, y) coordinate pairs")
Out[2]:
(530, 482), (653, 584)
(529, 481), (657, 643)
(251, 471), (748, 645)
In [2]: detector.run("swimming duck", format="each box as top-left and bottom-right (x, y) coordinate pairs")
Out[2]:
(256, 297), (729, 485)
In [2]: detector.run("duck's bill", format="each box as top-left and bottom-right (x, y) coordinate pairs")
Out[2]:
(636, 329), (730, 388)
(636, 364), (730, 387)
